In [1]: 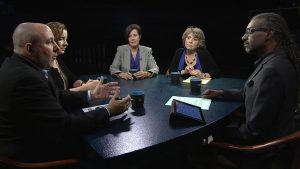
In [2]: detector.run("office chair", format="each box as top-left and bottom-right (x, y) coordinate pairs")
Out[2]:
(0, 156), (80, 169)
(210, 130), (300, 169)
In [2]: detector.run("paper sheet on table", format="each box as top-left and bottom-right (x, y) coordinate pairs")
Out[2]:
(182, 76), (211, 85)
(82, 104), (135, 114)
(165, 96), (212, 110)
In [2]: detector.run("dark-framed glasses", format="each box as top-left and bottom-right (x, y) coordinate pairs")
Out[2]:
(245, 27), (269, 35)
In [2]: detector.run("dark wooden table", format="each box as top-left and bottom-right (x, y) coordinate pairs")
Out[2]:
(82, 74), (245, 168)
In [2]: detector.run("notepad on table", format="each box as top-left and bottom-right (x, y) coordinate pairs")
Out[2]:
(165, 96), (212, 110)
(182, 76), (211, 85)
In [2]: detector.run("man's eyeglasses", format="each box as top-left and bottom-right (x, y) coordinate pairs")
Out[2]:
(245, 27), (269, 35)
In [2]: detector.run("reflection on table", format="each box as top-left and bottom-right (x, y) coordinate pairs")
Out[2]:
(82, 74), (245, 167)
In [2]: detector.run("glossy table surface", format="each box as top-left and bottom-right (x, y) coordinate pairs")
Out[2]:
(83, 75), (245, 160)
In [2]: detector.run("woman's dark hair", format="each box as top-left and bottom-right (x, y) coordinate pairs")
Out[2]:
(124, 24), (142, 40)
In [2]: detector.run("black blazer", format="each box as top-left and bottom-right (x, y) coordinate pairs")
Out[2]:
(169, 48), (220, 79)
(0, 53), (109, 161)
(48, 57), (78, 90)
(222, 48), (297, 145)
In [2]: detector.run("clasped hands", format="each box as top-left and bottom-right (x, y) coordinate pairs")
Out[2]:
(181, 66), (209, 79)
(118, 71), (151, 80)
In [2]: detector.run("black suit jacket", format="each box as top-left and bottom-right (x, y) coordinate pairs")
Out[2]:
(0, 53), (109, 161)
(169, 48), (220, 79)
(222, 48), (297, 145)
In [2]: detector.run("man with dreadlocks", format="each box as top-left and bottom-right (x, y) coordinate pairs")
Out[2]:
(202, 12), (300, 168)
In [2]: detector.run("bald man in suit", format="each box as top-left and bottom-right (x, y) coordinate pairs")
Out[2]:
(0, 22), (131, 162)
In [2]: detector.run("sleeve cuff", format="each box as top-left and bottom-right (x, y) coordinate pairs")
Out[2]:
(87, 90), (92, 103)
(147, 71), (155, 77)
(101, 104), (111, 117)
(86, 90), (110, 117)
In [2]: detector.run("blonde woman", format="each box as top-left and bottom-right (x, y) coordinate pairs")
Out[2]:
(47, 21), (98, 91)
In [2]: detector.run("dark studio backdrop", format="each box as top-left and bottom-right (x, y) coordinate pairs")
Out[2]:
(0, 0), (299, 78)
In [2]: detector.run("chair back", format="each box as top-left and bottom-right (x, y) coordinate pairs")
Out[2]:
(210, 130), (300, 169)
(0, 156), (80, 169)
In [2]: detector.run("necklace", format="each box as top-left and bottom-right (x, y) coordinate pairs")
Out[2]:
(54, 59), (68, 90)
(185, 53), (197, 67)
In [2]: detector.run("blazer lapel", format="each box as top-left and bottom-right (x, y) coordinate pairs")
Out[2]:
(139, 46), (145, 71)
(14, 54), (59, 99)
(125, 45), (131, 71)
(47, 73), (58, 99)
(247, 53), (276, 82)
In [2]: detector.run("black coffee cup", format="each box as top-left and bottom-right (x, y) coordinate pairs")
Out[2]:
(170, 71), (180, 85)
(130, 90), (144, 108)
(190, 77), (201, 95)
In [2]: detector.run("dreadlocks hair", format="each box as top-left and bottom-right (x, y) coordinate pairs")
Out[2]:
(252, 12), (300, 112)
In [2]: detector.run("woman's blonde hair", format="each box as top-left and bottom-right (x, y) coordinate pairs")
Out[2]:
(46, 21), (67, 42)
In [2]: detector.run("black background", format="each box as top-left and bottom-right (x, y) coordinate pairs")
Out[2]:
(1, 0), (299, 78)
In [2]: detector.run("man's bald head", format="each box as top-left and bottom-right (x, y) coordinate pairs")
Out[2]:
(12, 22), (58, 69)
(13, 23), (49, 50)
